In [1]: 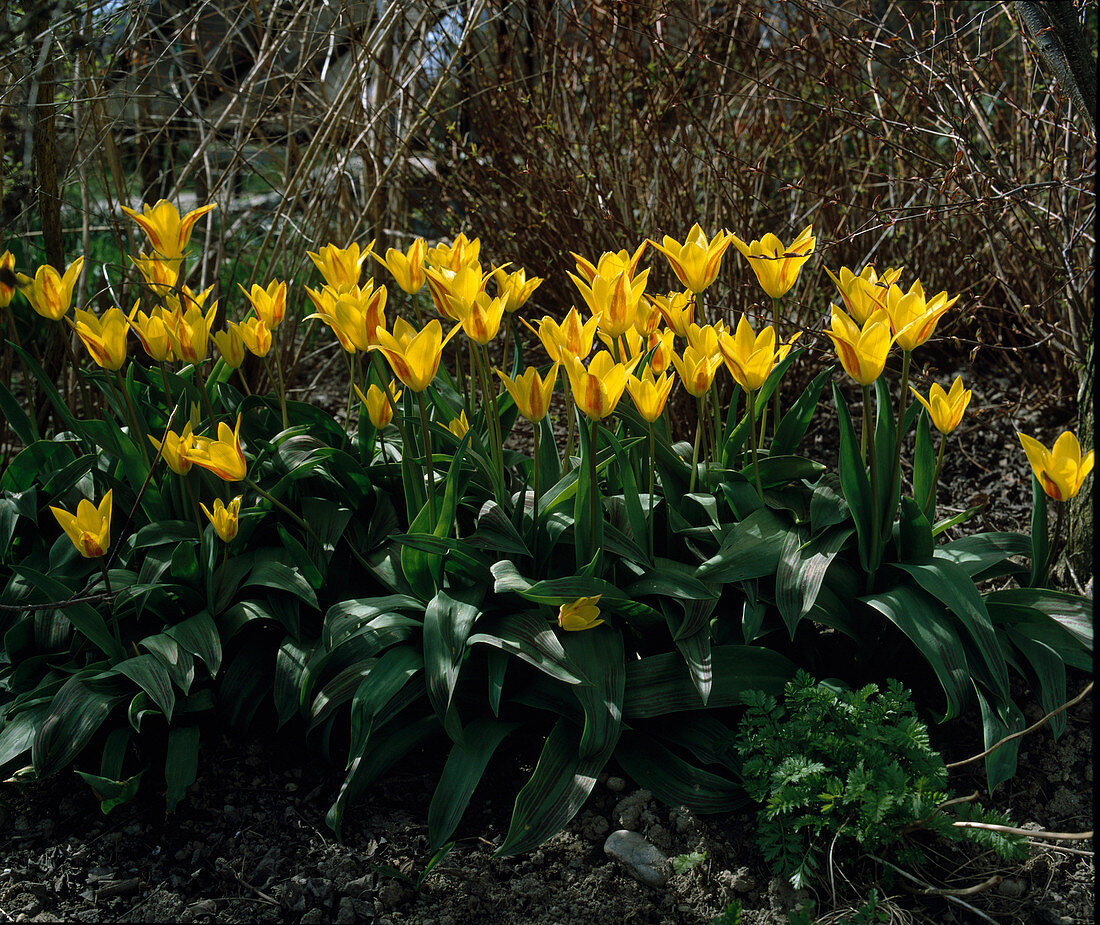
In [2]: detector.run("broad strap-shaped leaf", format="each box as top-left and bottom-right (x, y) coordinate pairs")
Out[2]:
(490, 560), (661, 623)
(139, 634), (195, 696)
(496, 718), (608, 857)
(11, 566), (124, 661)
(467, 612), (586, 686)
(861, 584), (970, 720)
(32, 675), (122, 779)
(975, 686), (1024, 793)
(468, 500), (530, 556)
(985, 588), (1092, 653)
(1004, 627), (1068, 740)
(832, 382), (873, 572)
(563, 625), (624, 760)
(893, 559), (1010, 703)
(165, 725), (200, 811)
(614, 733), (745, 814)
(873, 375), (899, 542)
(622, 645), (796, 719)
(114, 655), (176, 721)
(771, 366), (833, 457)
(424, 588), (483, 743)
(166, 610), (223, 676)
(601, 427), (649, 561)
(1028, 474), (1049, 588)
(624, 560), (719, 604)
(695, 507), (789, 582)
(428, 718), (520, 848)
(809, 471), (850, 533)
(895, 497), (933, 563)
(738, 455), (825, 489)
(776, 525), (853, 638)
(244, 555), (318, 608)
(322, 595), (423, 650)
(347, 646), (424, 764)
(934, 532), (1031, 580)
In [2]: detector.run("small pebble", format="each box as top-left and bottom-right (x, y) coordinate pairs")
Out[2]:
(603, 829), (671, 888)
(606, 777), (626, 792)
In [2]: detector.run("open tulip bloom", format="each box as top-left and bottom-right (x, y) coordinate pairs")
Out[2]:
(186, 415), (247, 482)
(825, 305), (894, 386)
(50, 490), (113, 558)
(650, 224), (735, 295)
(70, 307), (130, 370)
(1019, 431), (1094, 502)
(19, 257), (84, 321)
(570, 243), (647, 285)
(564, 351), (640, 420)
(717, 315), (800, 393)
(558, 595), (603, 631)
(910, 377), (972, 435)
(497, 364), (559, 423)
(307, 241), (374, 293)
(883, 279), (959, 352)
(731, 225), (816, 300)
(122, 200), (216, 261)
(240, 280), (288, 329)
(373, 318), (461, 392)
(568, 267), (650, 339)
(824, 265), (904, 325)
(201, 496), (241, 542)
(374, 237), (427, 294)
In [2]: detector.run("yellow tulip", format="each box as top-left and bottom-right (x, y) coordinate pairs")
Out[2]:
(303, 286), (353, 352)
(121, 200), (216, 260)
(717, 315), (800, 393)
(454, 290), (507, 344)
(213, 325), (246, 368)
(355, 381), (402, 428)
(306, 241), (374, 293)
(446, 410), (470, 439)
(166, 300), (218, 365)
(373, 318), (460, 392)
(568, 267), (650, 338)
(493, 266), (542, 313)
(130, 252), (182, 295)
(234, 316), (272, 357)
(633, 296), (663, 336)
(823, 265), (903, 325)
(523, 308), (599, 363)
(425, 262), (486, 321)
(150, 422), (196, 475)
(564, 351), (639, 420)
(305, 283), (387, 353)
(670, 343), (723, 397)
(239, 280), (287, 329)
(646, 328), (676, 375)
(570, 243), (647, 284)
(129, 304), (175, 362)
(910, 377), (972, 435)
(824, 305), (893, 386)
(558, 595), (603, 631)
(496, 363), (559, 423)
(626, 367), (676, 423)
(426, 232), (480, 272)
(0, 250), (16, 307)
(50, 489), (113, 558)
(883, 279), (958, 352)
(683, 321), (725, 357)
(200, 496), (241, 542)
(649, 224), (735, 294)
(731, 225), (816, 299)
(69, 307), (130, 371)
(1018, 431), (1094, 502)
(186, 414), (247, 482)
(374, 237), (427, 294)
(650, 290), (696, 338)
(19, 257), (84, 321)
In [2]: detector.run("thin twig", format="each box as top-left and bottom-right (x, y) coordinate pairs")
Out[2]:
(953, 822), (1093, 841)
(868, 855), (1000, 924)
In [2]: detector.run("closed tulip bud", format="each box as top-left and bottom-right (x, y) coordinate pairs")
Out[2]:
(731, 225), (815, 299)
(239, 279), (288, 328)
(1018, 431), (1093, 502)
(824, 305), (894, 386)
(446, 410), (470, 439)
(167, 301), (218, 365)
(50, 490), (112, 558)
(129, 303), (175, 362)
(626, 367), (676, 422)
(646, 328), (676, 375)
(454, 290), (507, 344)
(355, 381), (402, 428)
(121, 200), (216, 261)
(186, 414), (247, 482)
(910, 377), (971, 435)
(558, 595), (604, 631)
(70, 306), (130, 370)
(374, 237), (427, 294)
(496, 363), (559, 423)
(670, 343), (723, 397)
(213, 325), (246, 368)
(150, 422), (196, 475)
(235, 316), (273, 357)
(19, 257), (84, 321)
(650, 290), (695, 338)
(200, 496), (241, 542)
(493, 266), (542, 313)
(0, 250), (16, 307)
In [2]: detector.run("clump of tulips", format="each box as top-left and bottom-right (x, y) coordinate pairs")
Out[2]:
(0, 201), (1091, 855)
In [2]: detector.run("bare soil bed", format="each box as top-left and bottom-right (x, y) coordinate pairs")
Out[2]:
(1, 355), (1092, 924)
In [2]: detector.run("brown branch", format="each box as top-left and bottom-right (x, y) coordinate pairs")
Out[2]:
(953, 821), (1093, 842)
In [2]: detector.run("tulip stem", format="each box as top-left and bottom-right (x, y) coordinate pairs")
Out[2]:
(562, 377), (576, 476)
(416, 392), (437, 526)
(699, 396), (711, 488)
(884, 350), (911, 536)
(923, 434), (948, 521)
(771, 297), (783, 434)
(648, 424), (656, 559)
(747, 388), (763, 500)
(97, 558), (121, 646)
(689, 403), (703, 494)
(863, 384), (880, 591)
(113, 369), (151, 469)
(532, 422), (541, 567)
(269, 337), (288, 430)
(589, 414), (599, 557)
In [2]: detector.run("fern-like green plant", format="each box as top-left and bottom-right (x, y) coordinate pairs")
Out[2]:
(736, 671), (1028, 889)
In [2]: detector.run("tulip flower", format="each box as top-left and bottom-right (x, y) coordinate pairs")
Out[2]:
(454, 290), (507, 344)
(304, 285), (355, 352)
(731, 225), (816, 299)
(50, 489), (113, 558)
(130, 253), (182, 295)
(824, 265), (903, 326)
(19, 257), (84, 321)
(626, 367), (676, 423)
(1018, 431), (1094, 502)
(564, 351), (639, 420)
(234, 316), (272, 357)
(492, 266), (542, 313)
(69, 306), (130, 371)
(425, 262), (487, 320)
(824, 305), (893, 386)
(0, 250), (16, 307)
(201, 496), (241, 542)
(446, 410), (470, 439)
(645, 328), (676, 375)
(496, 363), (559, 423)
(910, 377), (972, 435)
(121, 200), (216, 260)
(568, 267), (650, 338)
(570, 243), (647, 285)
(717, 315), (800, 393)
(355, 381), (402, 428)
(150, 422), (196, 475)
(524, 308), (599, 363)
(558, 595), (604, 632)
(683, 321), (726, 357)
(650, 290), (696, 338)
(649, 224), (735, 295)
(883, 279), (958, 352)
(213, 325), (246, 368)
(670, 343), (723, 397)
(239, 280), (287, 328)
(633, 296), (663, 336)
(426, 232), (480, 272)
(166, 300), (219, 365)
(306, 241), (373, 293)
(129, 304), (175, 362)
(373, 318), (460, 392)
(186, 414), (247, 481)
(373, 237), (427, 294)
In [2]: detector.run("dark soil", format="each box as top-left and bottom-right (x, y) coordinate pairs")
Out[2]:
(2, 345), (1092, 924)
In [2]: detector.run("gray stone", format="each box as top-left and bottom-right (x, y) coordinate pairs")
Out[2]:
(606, 777), (627, 792)
(603, 829), (672, 888)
